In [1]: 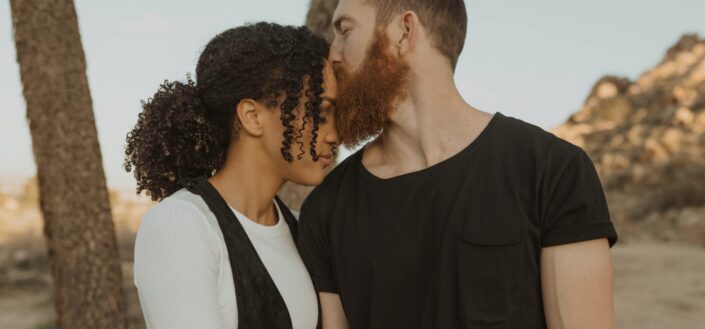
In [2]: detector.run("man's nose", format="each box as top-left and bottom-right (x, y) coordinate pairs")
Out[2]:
(328, 36), (343, 66)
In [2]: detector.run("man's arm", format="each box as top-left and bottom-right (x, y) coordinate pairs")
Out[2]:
(296, 188), (349, 329)
(541, 238), (615, 329)
(320, 292), (350, 329)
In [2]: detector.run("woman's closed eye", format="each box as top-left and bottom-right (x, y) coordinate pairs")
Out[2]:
(319, 107), (331, 124)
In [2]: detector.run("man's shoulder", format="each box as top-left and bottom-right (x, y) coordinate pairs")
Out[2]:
(495, 113), (584, 160)
(495, 113), (560, 145)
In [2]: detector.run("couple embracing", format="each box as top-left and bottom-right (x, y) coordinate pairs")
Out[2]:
(128, 1), (617, 328)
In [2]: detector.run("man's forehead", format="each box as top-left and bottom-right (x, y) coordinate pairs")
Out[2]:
(333, 0), (373, 21)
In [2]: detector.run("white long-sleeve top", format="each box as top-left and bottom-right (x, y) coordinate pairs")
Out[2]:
(133, 188), (318, 329)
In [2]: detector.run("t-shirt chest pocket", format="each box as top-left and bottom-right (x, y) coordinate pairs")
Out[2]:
(456, 216), (527, 328)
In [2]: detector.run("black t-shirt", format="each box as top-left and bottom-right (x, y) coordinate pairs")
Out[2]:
(297, 112), (618, 329)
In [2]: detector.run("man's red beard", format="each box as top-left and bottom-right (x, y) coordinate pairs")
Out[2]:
(334, 30), (411, 147)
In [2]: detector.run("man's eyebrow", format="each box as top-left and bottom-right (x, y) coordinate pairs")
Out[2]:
(333, 15), (353, 31)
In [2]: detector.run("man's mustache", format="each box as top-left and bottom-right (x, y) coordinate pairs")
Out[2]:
(332, 63), (348, 83)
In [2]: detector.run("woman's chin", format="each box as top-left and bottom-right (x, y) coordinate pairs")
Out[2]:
(287, 171), (326, 187)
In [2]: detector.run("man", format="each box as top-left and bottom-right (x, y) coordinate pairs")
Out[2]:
(297, 0), (618, 328)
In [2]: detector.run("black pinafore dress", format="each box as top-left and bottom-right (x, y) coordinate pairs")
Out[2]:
(180, 176), (320, 329)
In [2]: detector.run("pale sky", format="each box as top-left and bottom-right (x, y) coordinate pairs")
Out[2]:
(1, 0), (704, 192)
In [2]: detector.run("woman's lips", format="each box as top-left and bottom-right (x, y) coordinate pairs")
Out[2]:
(318, 153), (332, 167)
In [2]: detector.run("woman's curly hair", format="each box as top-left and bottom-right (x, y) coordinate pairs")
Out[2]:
(124, 22), (329, 201)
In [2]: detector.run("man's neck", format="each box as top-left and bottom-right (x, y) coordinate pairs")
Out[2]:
(362, 72), (494, 179)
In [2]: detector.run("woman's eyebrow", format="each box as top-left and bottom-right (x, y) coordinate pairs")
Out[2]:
(321, 96), (337, 106)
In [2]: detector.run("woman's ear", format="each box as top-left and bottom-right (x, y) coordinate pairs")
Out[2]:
(396, 10), (418, 56)
(235, 99), (265, 137)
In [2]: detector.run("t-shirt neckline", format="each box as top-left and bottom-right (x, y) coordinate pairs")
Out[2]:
(357, 111), (503, 184)
(229, 200), (288, 238)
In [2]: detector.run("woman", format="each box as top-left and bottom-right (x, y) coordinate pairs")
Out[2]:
(125, 22), (337, 329)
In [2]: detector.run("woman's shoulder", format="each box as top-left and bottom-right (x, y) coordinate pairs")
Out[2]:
(165, 188), (212, 215)
(136, 188), (221, 249)
(143, 188), (209, 221)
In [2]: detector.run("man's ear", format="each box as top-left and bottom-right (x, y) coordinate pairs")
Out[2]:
(235, 99), (265, 137)
(396, 10), (419, 56)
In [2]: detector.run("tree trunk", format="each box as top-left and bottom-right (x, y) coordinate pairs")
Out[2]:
(10, 0), (128, 328)
(278, 0), (340, 210)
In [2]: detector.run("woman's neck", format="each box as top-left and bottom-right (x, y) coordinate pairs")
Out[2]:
(208, 145), (284, 226)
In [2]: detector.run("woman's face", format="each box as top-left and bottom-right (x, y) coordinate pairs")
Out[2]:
(270, 62), (339, 186)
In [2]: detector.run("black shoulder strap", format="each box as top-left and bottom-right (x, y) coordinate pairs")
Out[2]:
(180, 176), (293, 329)
(274, 195), (326, 329)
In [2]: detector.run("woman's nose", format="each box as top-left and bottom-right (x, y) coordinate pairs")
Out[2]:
(324, 119), (339, 144)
